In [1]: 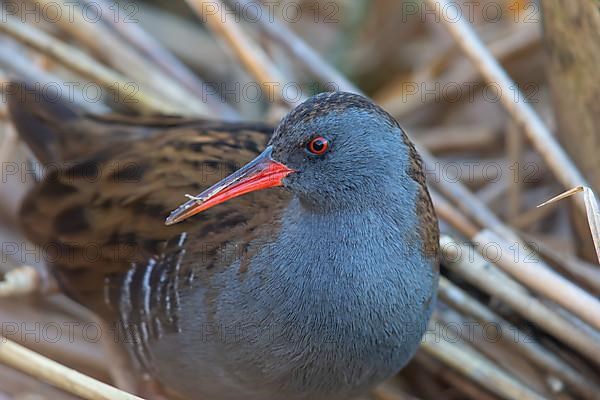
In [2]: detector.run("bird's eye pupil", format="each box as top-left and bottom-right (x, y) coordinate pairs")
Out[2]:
(307, 137), (329, 155)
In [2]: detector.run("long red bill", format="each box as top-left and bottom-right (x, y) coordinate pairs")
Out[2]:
(165, 146), (294, 225)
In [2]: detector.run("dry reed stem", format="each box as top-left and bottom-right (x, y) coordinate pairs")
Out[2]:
(0, 16), (180, 115)
(225, 0), (360, 93)
(421, 147), (554, 278)
(0, 39), (110, 113)
(421, 319), (546, 400)
(509, 200), (561, 230)
(439, 277), (599, 400)
(377, 22), (540, 119)
(521, 232), (600, 295)
(539, 186), (600, 263)
(372, 383), (420, 400)
(419, 147), (500, 231)
(78, 0), (239, 119)
(0, 266), (40, 297)
(475, 229), (600, 332)
(93, 317), (138, 393)
(420, 146), (570, 319)
(417, 124), (501, 154)
(440, 235), (600, 364)
(507, 121), (524, 220)
(0, 121), (16, 166)
(32, 0), (209, 116)
(186, 0), (299, 106)
(547, 302), (600, 353)
(430, 191), (479, 238)
(0, 304), (106, 380)
(0, 337), (142, 400)
(435, 307), (548, 395)
(425, 0), (588, 214)
(416, 352), (500, 400)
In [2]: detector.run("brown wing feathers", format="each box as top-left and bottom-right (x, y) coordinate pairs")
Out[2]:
(9, 82), (273, 314)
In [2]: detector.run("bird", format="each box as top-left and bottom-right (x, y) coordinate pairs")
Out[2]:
(8, 82), (439, 400)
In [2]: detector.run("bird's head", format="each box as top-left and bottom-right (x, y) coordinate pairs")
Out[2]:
(166, 92), (424, 224)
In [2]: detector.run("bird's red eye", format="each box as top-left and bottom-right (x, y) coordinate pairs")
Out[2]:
(306, 137), (329, 155)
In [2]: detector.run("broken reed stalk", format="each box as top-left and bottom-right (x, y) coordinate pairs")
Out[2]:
(421, 319), (546, 400)
(539, 186), (600, 263)
(425, 0), (588, 214)
(186, 0), (299, 106)
(0, 337), (142, 400)
(440, 235), (600, 364)
(225, 0), (360, 93)
(439, 277), (600, 400)
(0, 16), (180, 115)
(475, 229), (600, 332)
(78, 0), (239, 119)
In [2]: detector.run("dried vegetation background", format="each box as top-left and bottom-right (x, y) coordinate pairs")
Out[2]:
(0, 0), (600, 399)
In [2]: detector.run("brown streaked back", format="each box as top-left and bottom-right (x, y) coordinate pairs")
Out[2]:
(9, 82), (275, 317)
